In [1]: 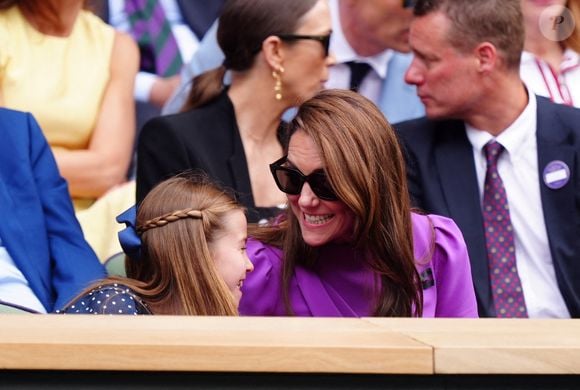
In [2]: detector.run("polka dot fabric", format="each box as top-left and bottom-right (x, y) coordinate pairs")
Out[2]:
(482, 142), (528, 318)
(58, 284), (151, 315)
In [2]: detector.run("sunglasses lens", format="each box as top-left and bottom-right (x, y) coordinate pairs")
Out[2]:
(309, 173), (337, 200)
(271, 160), (338, 201)
(274, 168), (303, 195)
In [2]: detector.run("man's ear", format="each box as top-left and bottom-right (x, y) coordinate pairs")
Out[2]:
(474, 42), (497, 73)
(262, 35), (285, 70)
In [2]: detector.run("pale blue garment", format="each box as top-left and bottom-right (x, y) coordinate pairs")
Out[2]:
(0, 235), (46, 313)
(377, 52), (426, 124)
(163, 20), (224, 114)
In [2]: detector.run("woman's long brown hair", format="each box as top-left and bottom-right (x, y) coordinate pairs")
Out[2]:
(251, 89), (423, 317)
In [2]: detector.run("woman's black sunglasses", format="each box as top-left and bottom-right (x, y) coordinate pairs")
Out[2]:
(277, 33), (332, 57)
(269, 156), (338, 201)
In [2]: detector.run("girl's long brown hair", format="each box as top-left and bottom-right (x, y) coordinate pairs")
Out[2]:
(251, 89), (423, 317)
(69, 174), (243, 316)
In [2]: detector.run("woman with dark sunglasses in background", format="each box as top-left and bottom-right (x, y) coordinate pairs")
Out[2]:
(137, 0), (334, 225)
(240, 89), (478, 318)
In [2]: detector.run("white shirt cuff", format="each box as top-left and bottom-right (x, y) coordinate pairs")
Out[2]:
(134, 72), (158, 103)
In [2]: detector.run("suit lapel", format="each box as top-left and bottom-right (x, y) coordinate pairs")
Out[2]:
(226, 117), (256, 219)
(434, 121), (493, 315)
(535, 99), (579, 315)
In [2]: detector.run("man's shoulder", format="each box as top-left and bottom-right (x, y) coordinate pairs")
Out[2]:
(0, 108), (37, 144)
(395, 117), (464, 141)
(537, 96), (580, 119)
(536, 96), (580, 139)
(0, 107), (29, 125)
(395, 116), (435, 131)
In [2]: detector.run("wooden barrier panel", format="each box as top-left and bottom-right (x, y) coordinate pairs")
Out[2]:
(2, 315), (579, 377)
(365, 318), (580, 374)
(0, 315), (432, 374)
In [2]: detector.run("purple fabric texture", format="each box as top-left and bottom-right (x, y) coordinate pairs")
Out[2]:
(124, 0), (183, 76)
(482, 142), (527, 317)
(239, 213), (478, 318)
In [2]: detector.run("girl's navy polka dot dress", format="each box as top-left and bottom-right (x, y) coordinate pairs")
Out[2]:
(59, 284), (151, 315)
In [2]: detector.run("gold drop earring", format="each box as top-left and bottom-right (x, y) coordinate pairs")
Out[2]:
(272, 66), (284, 101)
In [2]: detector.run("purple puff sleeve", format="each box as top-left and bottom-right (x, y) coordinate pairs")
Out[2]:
(238, 239), (285, 316)
(412, 213), (479, 318)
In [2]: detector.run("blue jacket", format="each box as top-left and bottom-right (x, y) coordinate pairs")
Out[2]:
(0, 108), (106, 312)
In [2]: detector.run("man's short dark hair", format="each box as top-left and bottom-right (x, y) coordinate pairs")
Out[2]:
(413, 0), (524, 71)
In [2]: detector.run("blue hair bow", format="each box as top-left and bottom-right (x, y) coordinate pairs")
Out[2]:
(117, 205), (141, 261)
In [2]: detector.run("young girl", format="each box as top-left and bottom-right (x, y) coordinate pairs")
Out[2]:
(60, 174), (253, 315)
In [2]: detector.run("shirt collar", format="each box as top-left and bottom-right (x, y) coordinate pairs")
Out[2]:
(520, 50), (536, 66)
(465, 90), (537, 159)
(562, 48), (580, 72)
(521, 49), (580, 73)
(328, 0), (393, 78)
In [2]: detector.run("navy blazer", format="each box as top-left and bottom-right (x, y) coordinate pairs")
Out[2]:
(0, 109), (106, 312)
(395, 97), (580, 318)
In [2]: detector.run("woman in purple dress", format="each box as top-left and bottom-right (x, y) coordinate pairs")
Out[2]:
(240, 89), (478, 317)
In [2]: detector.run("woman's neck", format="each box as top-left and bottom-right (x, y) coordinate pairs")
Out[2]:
(227, 74), (287, 147)
(524, 30), (565, 71)
(20, 0), (83, 37)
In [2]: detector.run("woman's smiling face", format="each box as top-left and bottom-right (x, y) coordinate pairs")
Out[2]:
(285, 130), (355, 247)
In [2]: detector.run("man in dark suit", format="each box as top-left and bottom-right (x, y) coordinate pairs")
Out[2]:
(396, 0), (580, 317)
(0, 109), (106, 312)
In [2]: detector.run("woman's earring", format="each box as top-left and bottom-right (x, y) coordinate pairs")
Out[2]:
(272, 66), (284, 101)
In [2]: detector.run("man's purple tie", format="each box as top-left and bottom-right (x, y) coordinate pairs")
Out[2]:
(124, 0), (183, 77)
(482, 141), (528, 318)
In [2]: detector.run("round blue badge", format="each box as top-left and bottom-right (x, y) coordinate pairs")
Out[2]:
(543, 160), (570, 190)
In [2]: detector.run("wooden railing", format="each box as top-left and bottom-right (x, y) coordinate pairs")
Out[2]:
(0, 316), (578, 388)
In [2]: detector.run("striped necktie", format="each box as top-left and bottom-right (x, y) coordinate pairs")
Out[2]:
(124, 0), (183, 77)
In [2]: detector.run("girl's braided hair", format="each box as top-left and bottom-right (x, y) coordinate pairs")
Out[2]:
(137, 208), (203, 234)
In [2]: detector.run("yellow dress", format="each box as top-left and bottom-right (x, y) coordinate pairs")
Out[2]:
(0, 5), (113, 209)
(0, 6), (133, 261)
